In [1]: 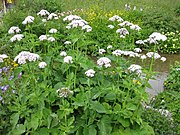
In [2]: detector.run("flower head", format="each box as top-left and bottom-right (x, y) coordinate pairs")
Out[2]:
(22, 16), (35, 25)
(99, 49), (106, 54)
(49, 28), (58, 33)
(56, 87), (73, 98)
(107, 45), (113, 49)
(39, 62), (47, 68)
(85, 69), (95, 77)
(64, 56), (73, 64)
(8, 26), (21, 34)
(160, 57), (166, 62)
(60, 51), (67, 57)
(64, 41), (71, 45)
(47, 37), (55, 42)
(48, 13), (59, 20)
(128, 64), (142, 75)
(39, 35), (48, 41)
(134, 48), (142, 53)
(108, 25), (114, 29)
(10, 34), (24, 42)
(97, 57), (111, 68)
(37, 9), (50, 16)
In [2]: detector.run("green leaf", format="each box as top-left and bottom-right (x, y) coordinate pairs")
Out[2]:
(10, 113), (19, 129)
(97, 115), (112, 135)
(89, 125), (97, 135)
(126, 103), (137, 111)
(90, 101), (106, 113)
(105, 92), (116, 101)
(117, 117), (130, 128)
(11, 124), (25, 135)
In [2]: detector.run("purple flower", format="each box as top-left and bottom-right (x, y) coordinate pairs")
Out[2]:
(1, 85), (9, 92)
(0, 96), (2, 101)
(9, 75), (14, 80)
(18, 72), (23, 79)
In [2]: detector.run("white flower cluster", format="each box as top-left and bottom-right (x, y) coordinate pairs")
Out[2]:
(128, 64), (142, 75)
(119, 21), (141, 31)
(8, 26), (21, 34)
(116, 28), (129, 38)
(107, 45), (113, 49)
(49, 28), (58, 34)
(85, 69), (95, 77)
(136, 32), (167, 45)
(60, 51), (67, 57)
(97, 57), (111, 68)
(99, 49), (106, 54)
(22, 16), (35, 25)
(56, 87), (73, 98)
(39, 35), (55, 42)
(64, 56), (73, 64)
(38, 62), (47, 68)
(37, 9), (50, 16)
(112, 50), (140, 57)
(107, 25), (114, 29)
(10, 34), (24, 42)
(64, 41), (72, 45)
(0, 54), (8, 62)
(109, 15), (124, 22)
(64, 15), (92, 32)
(48, 13), (59, 20)
(14, 51), (40, 64)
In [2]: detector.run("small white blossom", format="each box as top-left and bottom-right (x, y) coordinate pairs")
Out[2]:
(107, 45), (113, 49)
(134, 48), (142, 53)
(10, 34), (24, 42)
(39, 35), (48, 41)
(109, 15), (123, 22)
(146, 52), (161, 59)
(56, 87), (73, 98)
(149, 32), (167, 41)
(22, 16), (35, 25)
(64, 41), (71, 45)
(118, 21), (133, 27)
(160, 57), (166, 62)
(99, 49), (106, 54)
(116, 28), (129, 36)
(97, 57), (111, 68)
(8, 26), (21, 34)
(64, 56), (73, 64)
(108, 25), (114, 29)
(48, 13), (59, 20)
(60, 51), (67, 57)
(82, 25), (92, 32)
(48, 37), (55, 42)
(37, 9), (50, 16)
(42, 19), (47, 23)
(49, 28), (58, 33)
(128, 64), (142, 75)
(130, 24), (141, 31)
(136, 40), (144, 45)
(85, 69), (95, 77)
(38, 62), (47, 68)
(112, 50), (123, 56)
(63, 15), (81, 21)
(140, 55), (147, 60)
(0, 54), (8, 62)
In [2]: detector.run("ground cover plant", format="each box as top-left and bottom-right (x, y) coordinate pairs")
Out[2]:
(0, 0), (180, 134)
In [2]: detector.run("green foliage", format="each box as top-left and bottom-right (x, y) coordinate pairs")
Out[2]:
(164, 62), (180, 91)
(174, 6), (180, 16)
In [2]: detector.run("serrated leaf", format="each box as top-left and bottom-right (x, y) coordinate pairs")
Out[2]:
(90, 101), (106, 113)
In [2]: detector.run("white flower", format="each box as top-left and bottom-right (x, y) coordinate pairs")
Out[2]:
(97, 57), (111, 68)
(107, 45), (113, 49)
(49, 28), (57, 33)
(64, 56), (73, 64)
(130, 24), (141, 31)
(109, 15), (123, 22)
(99, 49), (106, 54)
(60, 51), (67, 56)
(116, 28), (129, 36)
(136, 40), (145, 45)
(37, 9), (50, 16)
(134, 48), (142, 53)
(68, 19), (88, 28)
(112, 50), (123, 56)
(56, 87), (73, 98)
(48, 37), (55, 42)
(149, 32), (167, 41)
(133, 6), (137, 10)
(63, 15), (81, 21)
(64, 41), (71, 45)
(120, 35), (125, 38)
(22, 16), (35, 25)
(146, 52), (161, 59)
(39, 35), (47, 41)
(0, 54), (8, 62)
(108, 25), (114, 29)
(14, 51), (40, 64)
(66, 26), (71, 29)
(160, 57), (166, 62)
(82, 25), (92, 32)
(48, 13), (59, 20)
(128, 64), (142, 74)
(39, 62), (47, 68)
(85, 69), (95, 77)
(10, 34), (24, 42)
(118, 21), (132, 27)
(8, 26), (21, 34)
(140, 55), (147, 60)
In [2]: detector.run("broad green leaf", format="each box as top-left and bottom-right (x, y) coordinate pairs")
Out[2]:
(10, 113), (19, 129)
(90, 101), (106, 113)
(97, 115), (112, 135)
(117, 117), (130, 128)
(126, 103), (137, 111)
(11, 124), (25, 135)
(105, 92), (116, 101)
(88, 125), (97, 135)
